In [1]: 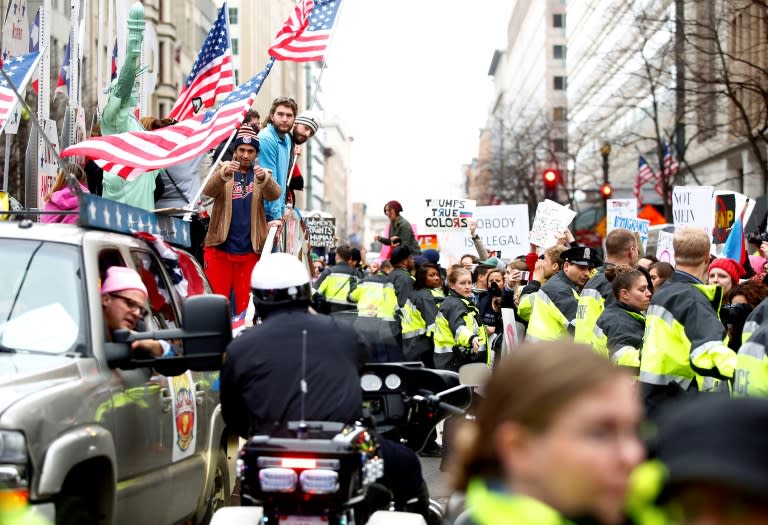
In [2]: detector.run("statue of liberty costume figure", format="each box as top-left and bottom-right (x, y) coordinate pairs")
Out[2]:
(99, 2), (158, 210)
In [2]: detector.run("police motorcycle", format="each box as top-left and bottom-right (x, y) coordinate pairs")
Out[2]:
(210, 359), (472, 525)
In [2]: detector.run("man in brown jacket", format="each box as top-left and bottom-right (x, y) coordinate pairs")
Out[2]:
(203, 124), (281, 315)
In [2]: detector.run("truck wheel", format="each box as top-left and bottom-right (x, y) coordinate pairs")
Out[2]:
(201, 447), (231, 525)
(56, 493), (100, 525)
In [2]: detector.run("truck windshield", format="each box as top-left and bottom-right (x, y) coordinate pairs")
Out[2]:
(0, 239), (86, 355)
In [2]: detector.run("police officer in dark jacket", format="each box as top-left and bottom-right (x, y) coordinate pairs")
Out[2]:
(220, 253), (430, 519)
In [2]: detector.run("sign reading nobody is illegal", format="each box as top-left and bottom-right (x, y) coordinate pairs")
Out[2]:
(306, 217), (336, 248)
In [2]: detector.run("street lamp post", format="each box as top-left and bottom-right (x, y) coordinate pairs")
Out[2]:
(599, 141), (613, 200)
(600, 141), (611, 184)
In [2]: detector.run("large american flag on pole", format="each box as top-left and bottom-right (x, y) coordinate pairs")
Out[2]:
(269, 0), (342, 62)
(60, 58), (275, 180)
(168, 2), (235, 121)
(0, 51), (41, 134)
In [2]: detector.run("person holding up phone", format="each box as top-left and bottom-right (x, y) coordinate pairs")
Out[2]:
(375, 200), (422, 255)
(202, 124), (281, 315)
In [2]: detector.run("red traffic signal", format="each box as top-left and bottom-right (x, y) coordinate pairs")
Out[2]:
(543, 169), (558, 188)
(599, 182), (613, 200)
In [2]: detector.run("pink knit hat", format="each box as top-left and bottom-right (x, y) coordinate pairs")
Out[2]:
(101, 266), (148, 297)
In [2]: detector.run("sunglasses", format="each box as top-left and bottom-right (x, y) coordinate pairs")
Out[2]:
(110, 293), (149, 317)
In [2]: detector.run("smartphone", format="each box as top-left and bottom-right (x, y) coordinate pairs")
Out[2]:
(519, 271), (530, 284)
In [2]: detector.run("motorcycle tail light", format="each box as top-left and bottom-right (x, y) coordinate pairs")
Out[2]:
(280, 457), (318, 469)
(300, 469), (339, 494)
(259, 467), (297, 492)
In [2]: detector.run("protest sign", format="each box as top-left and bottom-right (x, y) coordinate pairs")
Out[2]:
(417, 234), (439, 251)
(422, 198), (476, 231)
(612, 216), (650, 251)
(437, 204), (530, 264)
(606, 199), (638, 233)
(656, 230), (676, 265)
(500, 307), (519, 360)
(305, 217), (336, 249)
(529, 199), (577, 248)
(713, 190), (755, 244)
(672, 186), (715, 234)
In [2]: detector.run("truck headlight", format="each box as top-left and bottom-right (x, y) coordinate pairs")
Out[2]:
(0, 431), (27, 464)
(0, 431), (30, 507)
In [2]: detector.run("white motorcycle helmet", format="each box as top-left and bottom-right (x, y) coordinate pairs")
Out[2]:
(250, 253), (312, 308)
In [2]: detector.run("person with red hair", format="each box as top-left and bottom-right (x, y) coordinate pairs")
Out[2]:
(374, 199), (422, 255)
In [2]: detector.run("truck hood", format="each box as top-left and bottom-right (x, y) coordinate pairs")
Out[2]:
(0, 354), (79, 414)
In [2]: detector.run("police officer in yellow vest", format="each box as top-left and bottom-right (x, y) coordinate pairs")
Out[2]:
(348, 265), (401, 362)
(734, 319), (768, 396)
(574, 228), (640, 354)
(741, 295), (768, 344)
(314, 244), (359, 313)
(639, 227), (736, 418)
(516, 244), (568, 323)
(526, 246), (603, 342)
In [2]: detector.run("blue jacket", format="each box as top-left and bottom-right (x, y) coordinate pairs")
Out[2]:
(258, 124), (292, 221)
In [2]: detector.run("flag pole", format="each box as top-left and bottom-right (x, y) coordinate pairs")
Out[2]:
(183, 128), (238, 214)
(307, 0), (348, 109)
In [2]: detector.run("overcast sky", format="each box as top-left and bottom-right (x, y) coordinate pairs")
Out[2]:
(320, 2), (512, 223)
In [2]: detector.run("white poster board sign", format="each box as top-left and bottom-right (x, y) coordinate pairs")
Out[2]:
(656, 230), (676, 265)
(437, 205), (530, 264)
(673, 186), (715, 234)
(37, 119), (59, 209)
(612, 216), (651, 251)
(500, 307), (519, 359)
(606, 199), (638, 233)
(529, 199), (577, 248)
(422, 198), (476, 231)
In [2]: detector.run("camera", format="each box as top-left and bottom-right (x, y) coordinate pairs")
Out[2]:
(488, 281), (503, 298)
(720, 303), (752, 326)
(747, 231), (768, 245)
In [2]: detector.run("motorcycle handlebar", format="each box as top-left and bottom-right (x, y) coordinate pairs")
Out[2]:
(410, 393), (467, 417)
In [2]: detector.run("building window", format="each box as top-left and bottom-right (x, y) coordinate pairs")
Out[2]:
(554, 76), (566, 90)
(553, 45), (566, 59)
(553, 14), (565, 28)
(159, 41), (166, 83)
(553, 106), (567, 121)
(228, 7), (238, 25)
(553, 138), (567, 152)
(231, 37), (239, 55)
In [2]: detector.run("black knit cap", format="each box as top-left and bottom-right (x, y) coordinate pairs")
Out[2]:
(655, 396), (768, 499)
(390, 246), (412, 265)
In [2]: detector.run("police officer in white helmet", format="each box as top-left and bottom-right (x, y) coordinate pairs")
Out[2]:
(219, 253), (431, 520)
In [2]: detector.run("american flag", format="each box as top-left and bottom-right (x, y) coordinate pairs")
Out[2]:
(168, 2), (235, 121)
(662, 142), (679, 177)
(0, 51), (41, 134)
(55, 32), (72, 97)
(269, 0), (343, 62)
(655, 143), (679, 200)
(634, 156), (655, 205)
(60, 58), (275, 180)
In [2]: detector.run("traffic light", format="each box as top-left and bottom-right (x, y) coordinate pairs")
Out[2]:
(599, 182), (613, 200)
(543, 169), (559, 201)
